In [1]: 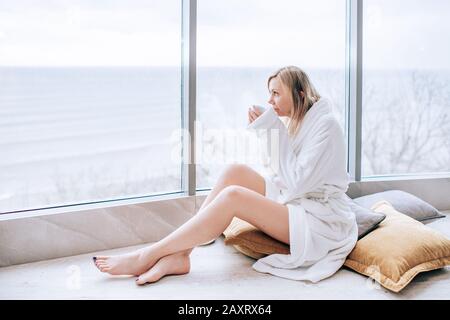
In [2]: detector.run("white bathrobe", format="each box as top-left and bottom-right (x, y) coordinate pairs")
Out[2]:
(246, 98), (358, 283)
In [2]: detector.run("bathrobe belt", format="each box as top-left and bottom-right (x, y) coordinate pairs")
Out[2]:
(281, 190), (345, 204)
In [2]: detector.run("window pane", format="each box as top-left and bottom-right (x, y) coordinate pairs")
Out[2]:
(0, 1), (182, 213)
(362, 0), (450, 177)
(196, 0), (347, 189)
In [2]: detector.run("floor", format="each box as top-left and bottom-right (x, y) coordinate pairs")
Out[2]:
(1, 212), (449, 300)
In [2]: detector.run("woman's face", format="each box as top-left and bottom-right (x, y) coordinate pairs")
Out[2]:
(267, 76), (293, 117)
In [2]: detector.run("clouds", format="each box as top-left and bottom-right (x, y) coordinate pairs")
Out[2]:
(197, 0), (346, 68)
(0, 0), (448, 69)
(0, 0), (181, 66)
(363, 0), (450, 70)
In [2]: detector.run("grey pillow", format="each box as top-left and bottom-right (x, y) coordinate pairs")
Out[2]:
(348, 199), (386, 239)
(353, 190), (445, 222)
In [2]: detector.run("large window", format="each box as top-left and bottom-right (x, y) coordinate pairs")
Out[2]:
(362, 0), (450, 177)
(196, 0), (347, 189)
(2, 1), (448, 214)
(0, 1), (182, 213)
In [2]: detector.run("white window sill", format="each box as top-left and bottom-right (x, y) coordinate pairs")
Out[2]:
(0, 191), (199, 221)
(0, 191), (207, 267)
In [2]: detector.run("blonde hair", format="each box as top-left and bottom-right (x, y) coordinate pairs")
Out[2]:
(268, 66), (321, 137)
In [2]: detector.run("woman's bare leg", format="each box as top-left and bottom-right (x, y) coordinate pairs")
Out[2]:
(136, 185), (289, 285)
(122, 164), (269, 283)
(95, 185), (289, 281)
(127, 164), (260, 282)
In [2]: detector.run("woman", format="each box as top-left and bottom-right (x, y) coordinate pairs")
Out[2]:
(93, 66), (358, 285)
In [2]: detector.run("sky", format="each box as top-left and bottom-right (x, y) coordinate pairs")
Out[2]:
(0, 0), (449, 69)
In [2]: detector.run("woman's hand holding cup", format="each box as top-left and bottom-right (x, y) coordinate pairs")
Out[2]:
(248, 105), (266, 124)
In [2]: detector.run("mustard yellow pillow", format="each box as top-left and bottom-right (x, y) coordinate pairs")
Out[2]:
(223, 217), (289, 259)
(223, 202), (450, 293)
(344, 200), (450, 292)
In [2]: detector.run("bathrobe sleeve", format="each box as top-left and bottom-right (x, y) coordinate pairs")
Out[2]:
(247, 107), (335, 197)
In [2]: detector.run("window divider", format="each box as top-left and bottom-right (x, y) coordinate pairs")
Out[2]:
(181, 0), (197, 196)
(346, 0), (363, 182)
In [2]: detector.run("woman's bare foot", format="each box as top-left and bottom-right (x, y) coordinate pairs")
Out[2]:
(135, 252), (191, 285)
(93, 247), (159, 276)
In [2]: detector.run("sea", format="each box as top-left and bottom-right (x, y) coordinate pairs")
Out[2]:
(0, 66), (449, 213)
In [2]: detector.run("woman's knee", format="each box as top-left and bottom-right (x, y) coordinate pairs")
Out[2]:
(216, 185), (246, 204)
